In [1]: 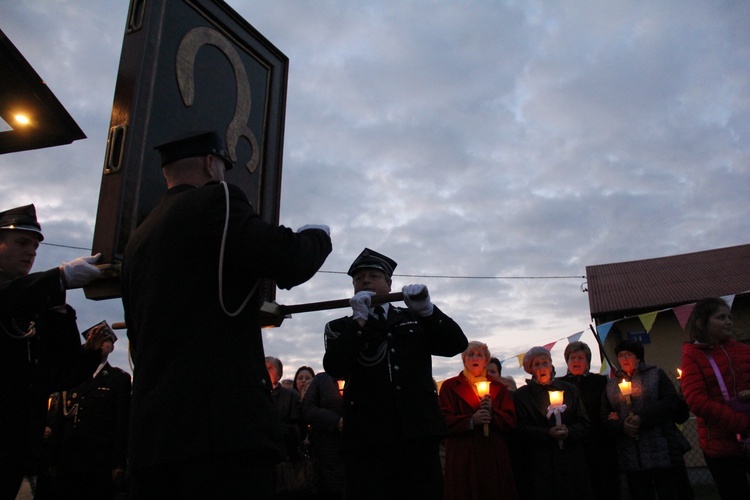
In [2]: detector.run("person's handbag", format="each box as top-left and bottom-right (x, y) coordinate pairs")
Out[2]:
(704, 352), (750, 455)
(275, 448), (317, 498)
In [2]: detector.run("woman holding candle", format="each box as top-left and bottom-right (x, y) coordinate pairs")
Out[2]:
(681, 297), (750, 500)
(512, 346), (594, 499)
(604, 340), (693, 500)
(438, 341), (518, 499)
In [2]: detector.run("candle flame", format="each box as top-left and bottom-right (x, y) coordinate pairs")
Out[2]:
(676, 368), (683, 380)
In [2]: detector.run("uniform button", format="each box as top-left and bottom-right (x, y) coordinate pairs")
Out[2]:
(394, 365), (400, 371)
(387, 333), (392, 338)
(409, 329), (414, 334)
(356, 330), (363, 336)
(390, 348), (396, 353)
(261, 378), (267, 385)
(395, 386), (402, 390)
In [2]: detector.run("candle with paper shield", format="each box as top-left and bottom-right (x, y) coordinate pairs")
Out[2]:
(547, 390), (565, 449)
(548, 390), (564, 406)
(618, 379), (635, 420)
(475, 381), (491, 437)
(337, 379), (345, 396)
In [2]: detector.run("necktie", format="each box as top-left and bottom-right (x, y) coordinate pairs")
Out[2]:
(374, 305), (386, 323)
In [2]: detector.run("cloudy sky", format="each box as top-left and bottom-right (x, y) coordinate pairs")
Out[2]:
(2, 0), (748, 385)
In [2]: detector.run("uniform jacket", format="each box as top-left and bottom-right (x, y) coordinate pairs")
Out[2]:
(322, 303), (467, 449)
(439, 372), (518, 500)
(53, 362), (131, 469)
(0, 268), (100, 466)
(122, 182), (331, 471)
(681, 339), (750, 458)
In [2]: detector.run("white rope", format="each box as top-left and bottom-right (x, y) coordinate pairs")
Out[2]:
(218, 181), (259, 317)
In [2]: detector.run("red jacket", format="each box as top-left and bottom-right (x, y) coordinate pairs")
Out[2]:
(681, 339), (750, 458)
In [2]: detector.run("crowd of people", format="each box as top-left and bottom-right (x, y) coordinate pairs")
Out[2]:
(3, 130), (749, 499)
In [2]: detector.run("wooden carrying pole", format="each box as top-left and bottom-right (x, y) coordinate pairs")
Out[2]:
(111, 290), (425, 329)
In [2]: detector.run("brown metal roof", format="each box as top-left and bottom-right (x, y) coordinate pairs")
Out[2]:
(586, 243), (750, 320)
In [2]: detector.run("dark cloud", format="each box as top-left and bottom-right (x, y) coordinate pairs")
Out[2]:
(2, 1), (749, 384)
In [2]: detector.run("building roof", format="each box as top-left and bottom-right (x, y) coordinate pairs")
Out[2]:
(586, 243), (750, 321)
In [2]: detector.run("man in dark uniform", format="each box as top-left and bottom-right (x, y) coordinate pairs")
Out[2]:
(0, 204), (107, 498)
(52, 322), (131, 500)
(122, 131), (332, 499)
(323, 248), (468, 499)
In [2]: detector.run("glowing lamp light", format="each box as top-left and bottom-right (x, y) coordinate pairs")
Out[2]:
(14, 114), (30, 125)
(548, 390), (564, 406)
(618, 379), (632, 396)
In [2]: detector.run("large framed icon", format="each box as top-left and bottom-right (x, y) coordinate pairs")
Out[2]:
(86, 0), (287, 308)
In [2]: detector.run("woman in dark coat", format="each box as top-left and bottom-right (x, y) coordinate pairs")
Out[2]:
(604, 340), (693, 500)
(439, 341), (518, 499)
(512, 346), (594, 500)
(301, 372), (345, 499)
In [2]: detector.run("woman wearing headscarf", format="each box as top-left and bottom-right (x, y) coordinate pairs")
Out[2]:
(681, 297), (750, 500)
(438, 341), (518, 499)
(512, 346), (593, 500)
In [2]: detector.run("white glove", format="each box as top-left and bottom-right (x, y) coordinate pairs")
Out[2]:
(60, 253), (102, 289)
(402, 284), (433, 317)
(350, 290), (375, 321)
(296, 224), (330, 236)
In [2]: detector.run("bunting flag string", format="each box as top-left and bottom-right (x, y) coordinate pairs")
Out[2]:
(498, 290), (748, 371)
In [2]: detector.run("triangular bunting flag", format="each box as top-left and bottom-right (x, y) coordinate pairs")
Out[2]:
(722, 294), (736, 309)
(543, 341), (557, 352)
(599, 358), (611, 377)
(567, 331), (583, 343)
(639, 311), (659, 332)
(517, 353), (525, 368)
(596, 321), (615, 344)
(673, 303), (695, 331)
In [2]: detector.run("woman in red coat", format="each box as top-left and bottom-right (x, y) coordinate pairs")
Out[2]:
(439, 341), (518, 499)
(681, 297), (750, 500)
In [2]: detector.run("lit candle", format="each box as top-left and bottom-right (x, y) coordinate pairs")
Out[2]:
(676, 368), (683, 380)
(337, 379), (345, 395)
(475, 381), (491, 437)
(548, 391), (564, 406)
(618, 379), (632, 396)
(475, 381), (490, 398)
